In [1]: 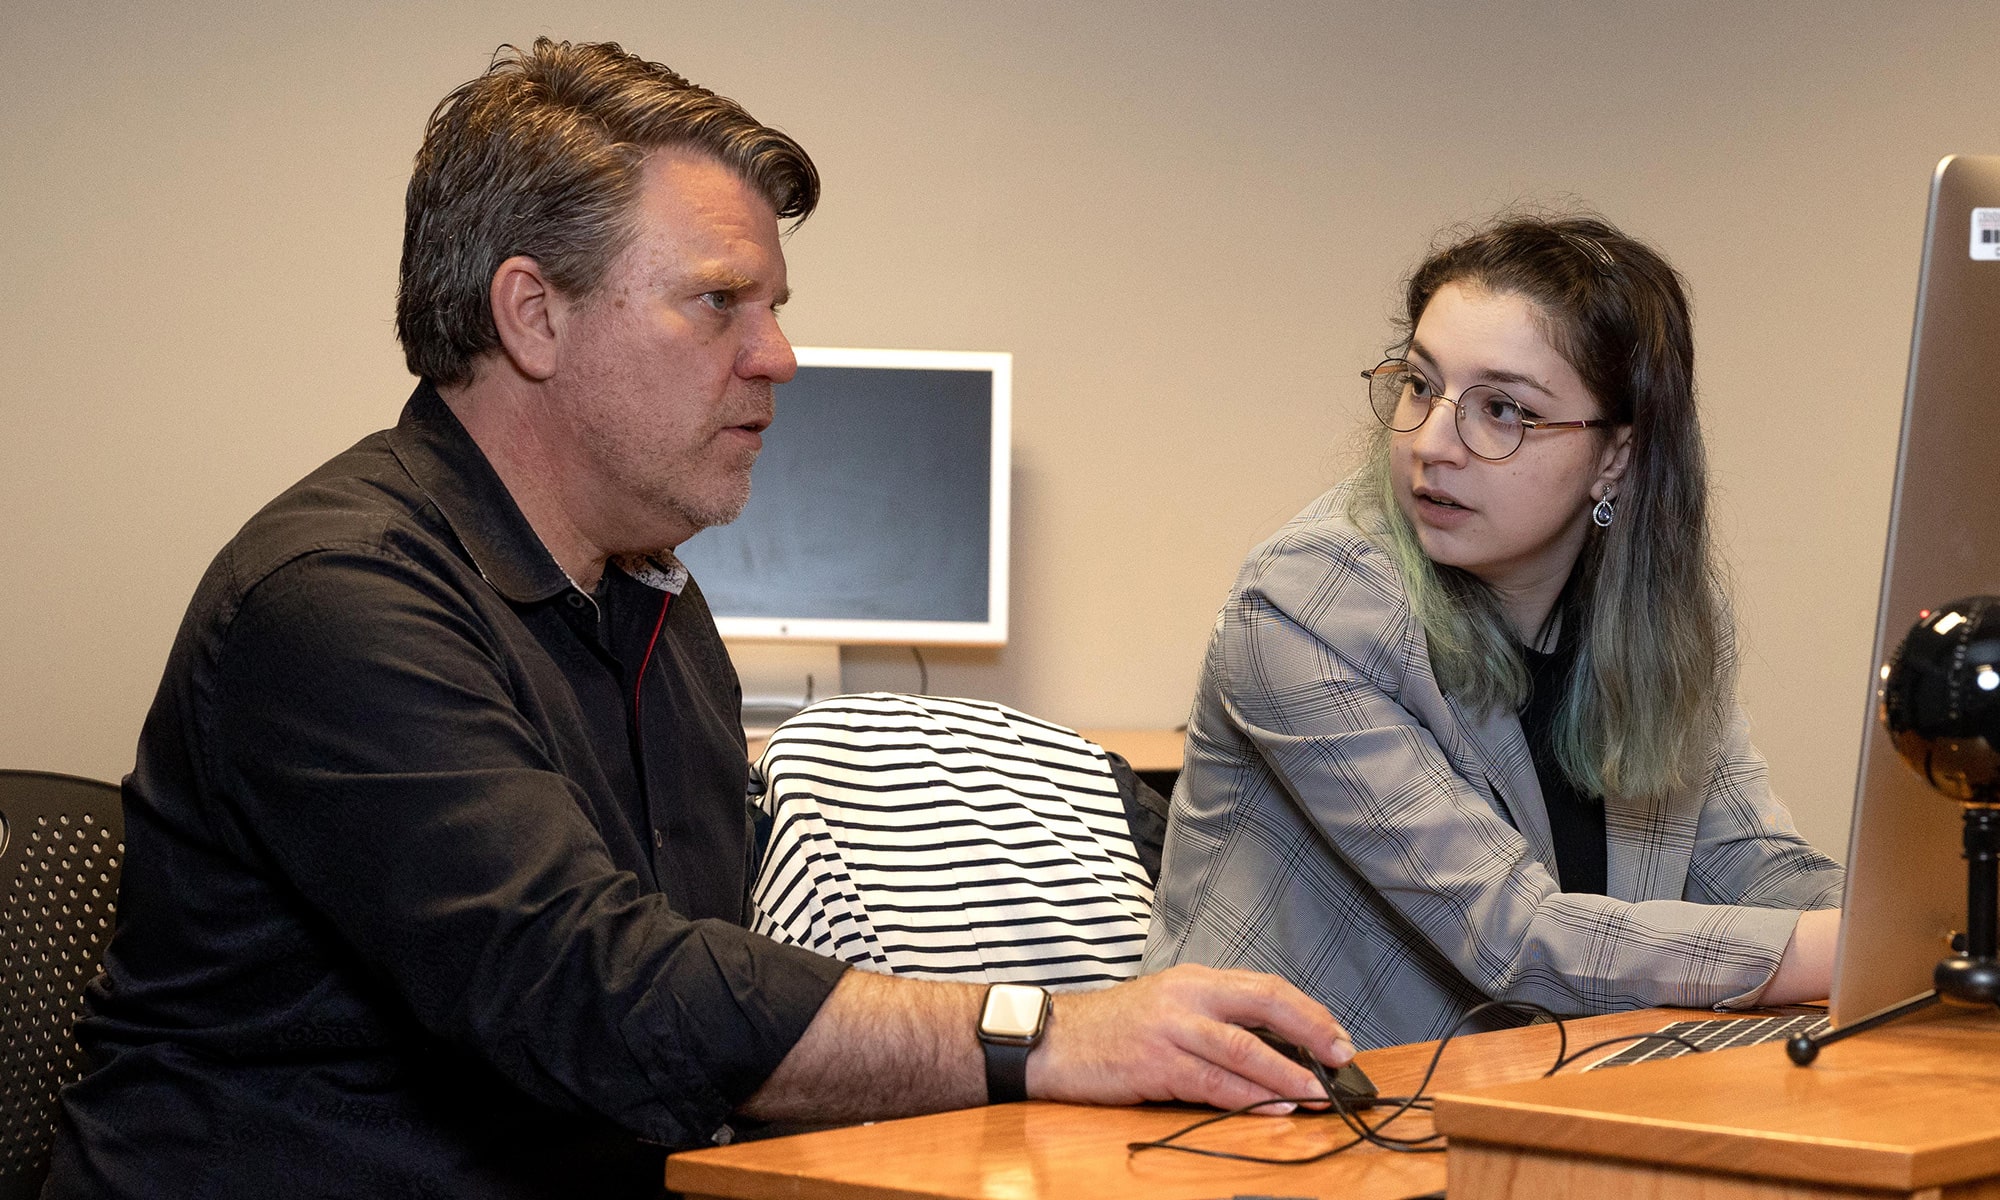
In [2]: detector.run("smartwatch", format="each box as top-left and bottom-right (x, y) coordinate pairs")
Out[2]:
(976, 983), (1050, 1104)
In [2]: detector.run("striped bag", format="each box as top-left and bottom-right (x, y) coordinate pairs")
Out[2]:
(749, 693), (1153, 991)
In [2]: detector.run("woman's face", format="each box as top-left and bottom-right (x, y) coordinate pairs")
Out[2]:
(1390, 282), (1631, 626)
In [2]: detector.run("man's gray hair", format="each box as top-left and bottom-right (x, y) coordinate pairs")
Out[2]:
(396, 38), (818, 386)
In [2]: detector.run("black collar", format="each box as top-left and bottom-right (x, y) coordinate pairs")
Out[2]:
(384, 382), (574, 605)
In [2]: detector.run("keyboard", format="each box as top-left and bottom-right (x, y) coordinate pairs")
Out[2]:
(1584, 1013), (1829, 1069)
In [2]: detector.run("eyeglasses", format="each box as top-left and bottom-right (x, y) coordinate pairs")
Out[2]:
(1362, 358), (1614, 462)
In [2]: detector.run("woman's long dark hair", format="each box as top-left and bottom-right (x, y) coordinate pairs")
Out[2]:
(1349, 213), (1726, 801)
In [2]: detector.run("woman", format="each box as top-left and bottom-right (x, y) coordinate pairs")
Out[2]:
(1142, 214), (1844, 1050)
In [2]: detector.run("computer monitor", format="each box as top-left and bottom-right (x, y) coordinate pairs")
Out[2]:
(675, 346), (1012, 725)
(1831, 154), (2000, 1026)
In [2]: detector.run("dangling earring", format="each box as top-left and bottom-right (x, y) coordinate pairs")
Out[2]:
(1591, 487), (1616, 529)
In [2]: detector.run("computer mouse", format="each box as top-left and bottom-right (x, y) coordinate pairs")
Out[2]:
(1251, 1029), (1380, 1109)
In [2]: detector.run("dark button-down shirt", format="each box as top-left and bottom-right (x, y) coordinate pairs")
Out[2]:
(47, 384), (848, 1200)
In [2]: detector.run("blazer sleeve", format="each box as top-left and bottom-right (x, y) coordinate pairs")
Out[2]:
(1218, 522), (1807, 1015)
(1683, 702), (1846, 912)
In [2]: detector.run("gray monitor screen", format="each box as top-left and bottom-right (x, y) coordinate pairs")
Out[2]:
(677, 356), (1003, 636)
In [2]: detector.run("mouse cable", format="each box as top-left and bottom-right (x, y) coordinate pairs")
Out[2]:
(1125, 1091), (1436, 1165)
(1546, 1031), (1706, 1074)
(1128, 999), (1714, 1166)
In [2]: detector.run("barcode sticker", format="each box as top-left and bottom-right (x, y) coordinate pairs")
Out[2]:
(1973, 208), (2000, 261)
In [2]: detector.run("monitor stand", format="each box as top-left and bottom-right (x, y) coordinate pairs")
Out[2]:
(726, 640), (844, 734)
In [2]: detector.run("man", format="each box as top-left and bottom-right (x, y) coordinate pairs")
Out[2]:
(47, 40), (1350, 1199)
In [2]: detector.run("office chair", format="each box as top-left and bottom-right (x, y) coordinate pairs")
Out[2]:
(0, 771), (122, 1200)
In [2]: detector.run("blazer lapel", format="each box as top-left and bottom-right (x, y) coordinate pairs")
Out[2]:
(1449, 698), (1560, 881)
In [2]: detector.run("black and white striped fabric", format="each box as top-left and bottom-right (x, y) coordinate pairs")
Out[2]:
(749, 693), (1153, 991)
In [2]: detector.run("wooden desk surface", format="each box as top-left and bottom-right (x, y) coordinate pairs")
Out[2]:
(665, 1007), (1698, 1200)
(1435, 1002), (2000, 1196)
(1074, 728), (1184, 774)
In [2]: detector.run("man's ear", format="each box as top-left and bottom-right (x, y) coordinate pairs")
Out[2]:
(1595, 424), (1634, 498)
(490, 255), (560, 382)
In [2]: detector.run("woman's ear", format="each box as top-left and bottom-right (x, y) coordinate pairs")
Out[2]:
(1595, 425), (1634, 498)
(489, 255), (560, 381)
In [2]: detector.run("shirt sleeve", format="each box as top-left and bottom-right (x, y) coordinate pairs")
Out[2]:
(1212, 525), (1812, 1016)
(198, 544), (848, 1146)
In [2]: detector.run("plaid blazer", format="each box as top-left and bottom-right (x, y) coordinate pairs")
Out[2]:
(1142, 484), (1845, 1050)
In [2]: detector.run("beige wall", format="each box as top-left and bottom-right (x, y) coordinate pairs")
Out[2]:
(3, 1), (1990, 857)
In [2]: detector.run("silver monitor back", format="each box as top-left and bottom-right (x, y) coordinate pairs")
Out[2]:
(1831, 154), (2000, 1026)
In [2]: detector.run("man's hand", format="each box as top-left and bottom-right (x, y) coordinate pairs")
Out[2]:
(1029, 964), (1354, 1113)
(740, 964), (1353, 1126)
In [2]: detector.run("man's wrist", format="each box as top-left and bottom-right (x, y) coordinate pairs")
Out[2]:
(976, 983), (1050, 1104)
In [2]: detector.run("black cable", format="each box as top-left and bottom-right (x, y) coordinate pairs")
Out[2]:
(1126, 1090), (1438, 1164)
(1128, 1000), (1712, 1167)
(910, 646), (929, 694)
(1546, 1031), (1706, 1074)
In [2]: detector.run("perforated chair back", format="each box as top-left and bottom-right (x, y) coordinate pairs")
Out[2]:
(0, 770), (122, 1200)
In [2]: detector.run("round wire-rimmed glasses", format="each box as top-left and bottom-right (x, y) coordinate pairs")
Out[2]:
(1362, 358), (1614, 462)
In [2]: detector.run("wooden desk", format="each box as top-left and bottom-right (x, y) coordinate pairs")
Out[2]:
(665, 1007), (1693, 1200)
(1075, 729), (1184, 775)
(1436, 1003), (2000, 1199)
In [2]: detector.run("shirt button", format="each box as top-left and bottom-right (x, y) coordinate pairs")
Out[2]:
(565, 593), (588, 609)
(652, 829), (664, 849)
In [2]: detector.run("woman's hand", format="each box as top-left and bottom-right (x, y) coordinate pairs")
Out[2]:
(1760, 908), (1842, 1005)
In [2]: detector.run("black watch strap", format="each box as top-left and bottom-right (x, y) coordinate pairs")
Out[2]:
(982, 1039), (1032, 1104)
(977, 983), (1049, 1104)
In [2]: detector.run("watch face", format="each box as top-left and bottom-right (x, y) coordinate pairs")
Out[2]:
(981, 984), (1047, 1040)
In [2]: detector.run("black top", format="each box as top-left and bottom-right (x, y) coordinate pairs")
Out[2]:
(1518, 640), (1608, 895)
(47, 385), (849, 1200)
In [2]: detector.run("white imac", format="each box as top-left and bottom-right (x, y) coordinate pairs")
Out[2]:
(675, 346), (1012, 728)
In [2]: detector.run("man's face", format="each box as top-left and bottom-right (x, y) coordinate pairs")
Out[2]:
(546, 149), (796, 554)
